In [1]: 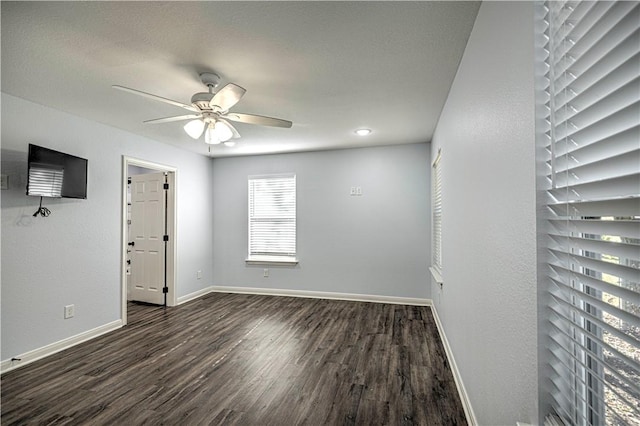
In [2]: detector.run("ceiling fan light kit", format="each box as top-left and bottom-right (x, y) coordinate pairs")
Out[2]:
(113, 72), (292, 148)
(184, 119), (205, 139)
(204, 123), (220, 145)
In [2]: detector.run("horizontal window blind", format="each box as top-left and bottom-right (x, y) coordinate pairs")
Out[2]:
(433, 150), (442, 271)
(248, 174), (296, 259)
(539, 1), (640, 425)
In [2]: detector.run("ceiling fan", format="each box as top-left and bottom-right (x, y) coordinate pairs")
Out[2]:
(113, 73), (292, 146)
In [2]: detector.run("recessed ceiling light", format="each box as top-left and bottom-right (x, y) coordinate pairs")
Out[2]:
(355, 128), (372, 136)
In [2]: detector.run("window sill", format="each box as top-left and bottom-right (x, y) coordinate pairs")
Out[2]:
(246, 257), (299, 266)
(429, 266), (443, 285)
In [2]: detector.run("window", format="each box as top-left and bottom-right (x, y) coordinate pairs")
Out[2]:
(431, 149), (443, 283)
(247, 174), (297, 264)
(537, 2), (639, 425)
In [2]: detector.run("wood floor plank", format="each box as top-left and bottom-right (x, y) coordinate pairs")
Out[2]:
(1, 293), (467, 425)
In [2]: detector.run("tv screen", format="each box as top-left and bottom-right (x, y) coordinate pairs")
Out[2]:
(27, 144), (88, 199)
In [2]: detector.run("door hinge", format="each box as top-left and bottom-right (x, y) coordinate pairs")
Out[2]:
(162, 287), (169, 294)
(163, 235), (169, 242)
(163, 183), (169, 190)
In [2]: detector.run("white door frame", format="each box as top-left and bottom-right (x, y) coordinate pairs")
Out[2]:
(121, 156), (177, 325)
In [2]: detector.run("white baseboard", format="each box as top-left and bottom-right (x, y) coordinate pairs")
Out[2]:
(430, 305), (477, 426)
(211, 285), (431, 306)
(1, 319), (123, 375)
(177, 286), (216, 305)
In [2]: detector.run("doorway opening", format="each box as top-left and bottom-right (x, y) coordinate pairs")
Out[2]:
(121, 156), (177, 326)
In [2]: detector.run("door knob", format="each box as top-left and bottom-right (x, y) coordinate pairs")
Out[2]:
(128, 241), (135, 247)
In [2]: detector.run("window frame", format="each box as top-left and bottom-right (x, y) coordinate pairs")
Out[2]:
(246, 173), (298, 266)
(430, 149), (443, 284)
(536, 1), (640, 424)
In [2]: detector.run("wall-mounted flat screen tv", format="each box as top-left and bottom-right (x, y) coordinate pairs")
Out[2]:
(27, 144), (88, 199)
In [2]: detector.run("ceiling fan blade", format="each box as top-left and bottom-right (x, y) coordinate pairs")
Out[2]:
(209, 83), (246, 112)
(218, 118), (241, 139)
(112, 85), (199, 112)
(143, 114), (202, 124)
(223, 112), (293, 128)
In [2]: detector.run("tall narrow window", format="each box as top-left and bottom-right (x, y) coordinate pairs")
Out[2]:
(248, 174), (297, 263)
(432, 149), (443, 276)
(537, 2), (639, 425)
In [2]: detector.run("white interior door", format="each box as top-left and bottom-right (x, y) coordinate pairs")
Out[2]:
(128, 172), (166, 305)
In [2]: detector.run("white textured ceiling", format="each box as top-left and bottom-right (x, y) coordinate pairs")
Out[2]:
(1, 1), (480, 157)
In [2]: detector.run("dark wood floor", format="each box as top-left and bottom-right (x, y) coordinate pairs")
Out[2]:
(1, 293), (466, 425)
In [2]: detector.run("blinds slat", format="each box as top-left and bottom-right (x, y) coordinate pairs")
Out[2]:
(549, 290), (640, 365)
(548, 234), (640, 260)
(549, 174), (640, 202)
(549, 126), (639, 170)
(547, 196), (640, 217)
(554, 53), (639, 115)
(554, 77), (639, 132)
(552, 3), (639, 88)
(546, 322), (636, 398)
(549, 276), (640, 337)
(548, 264), (640, 306)
(548, 316), (640, 399)
(547, 335), (633, 424)
(548, 247), (639, 282)
(548, 307), (640, 378)
(554, 100), (640, 142)
(547, 218), (640, 240)
(549, 149), (640, 188)
(547, 332), (640, 422)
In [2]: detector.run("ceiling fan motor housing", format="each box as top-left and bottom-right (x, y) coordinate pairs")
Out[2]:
(191, 73), (222, 110)
(191, 92), (215, 110)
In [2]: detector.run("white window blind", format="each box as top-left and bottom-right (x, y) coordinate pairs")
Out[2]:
(539, 1), (640, 425)
(433, 150), (443, 272)
(248, 174), (296, 260)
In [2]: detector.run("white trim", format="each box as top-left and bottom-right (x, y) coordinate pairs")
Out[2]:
(245, 257), (299, 266)
(247, 172), (296, 180)
(211, 285), (431, 306)
(247, 173), (297, 261)
(432, 147), (442, 167)
(121, 156), (178, 326)
(430, 304), (477, 426)
(177, 286), (216, 305)
(1, 320), (122, 374)
(429, 266), (443, 284)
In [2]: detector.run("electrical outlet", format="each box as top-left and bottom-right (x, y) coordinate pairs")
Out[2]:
(196, 270), (202, 280)
(263, 268), (269, 278)
(0, 174), (8, 190)
(64, 304), (75, 319)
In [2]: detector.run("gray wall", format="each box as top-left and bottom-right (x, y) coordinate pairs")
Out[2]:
(1, 94), (214, 361)
(430, 2), (538, 424)
(212, 144), (431, 299)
